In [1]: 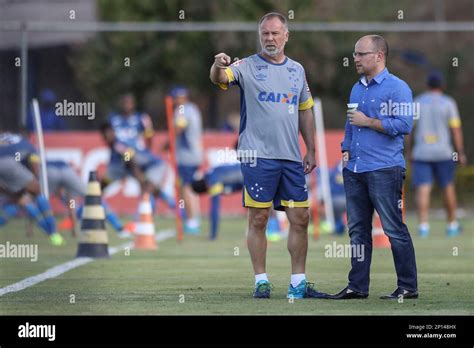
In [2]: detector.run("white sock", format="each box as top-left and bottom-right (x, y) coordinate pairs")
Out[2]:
(255, 273), (268, 285)
(419, 222), (430, 230)
(291, 273), (306, 287)
(448, 221), (459, 229)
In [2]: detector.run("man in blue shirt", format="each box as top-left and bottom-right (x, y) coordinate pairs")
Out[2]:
(329, 35), (418, 300)
(106, 94), (155, 185)
(26, 89), (67, 132)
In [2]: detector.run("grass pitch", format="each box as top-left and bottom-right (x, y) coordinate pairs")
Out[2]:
(0, 215), (472, 315)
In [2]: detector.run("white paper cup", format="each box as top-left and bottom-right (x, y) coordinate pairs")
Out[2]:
(347, 103), (359, 111)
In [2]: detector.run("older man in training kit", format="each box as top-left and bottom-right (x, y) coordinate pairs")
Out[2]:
(329, 35), (418, 300)
(210, 12), (327, 299)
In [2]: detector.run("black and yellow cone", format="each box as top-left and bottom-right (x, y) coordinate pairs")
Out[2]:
(76, 171), (109, 258)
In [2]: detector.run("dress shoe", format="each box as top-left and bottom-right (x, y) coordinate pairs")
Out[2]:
(380, 287), (418, 299)
(327, 286), (368, 299)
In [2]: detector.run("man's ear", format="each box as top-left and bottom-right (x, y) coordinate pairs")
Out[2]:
(285, 31), (289, 43)
(377, 51), (384, 63)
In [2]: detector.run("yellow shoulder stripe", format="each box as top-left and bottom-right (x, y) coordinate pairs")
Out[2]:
(449, 118), (461, 128)
(218, 68), (235, 90)
(299, 96), (315, 111)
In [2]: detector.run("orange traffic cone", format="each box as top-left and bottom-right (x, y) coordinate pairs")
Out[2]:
(124, 221), (136, 234)
(58, 217), (73, 230)
(134, 193), (157, 250)
(372, 212), (391, 248)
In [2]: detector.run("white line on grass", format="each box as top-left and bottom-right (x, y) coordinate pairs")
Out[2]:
(0, 229), (176, 297)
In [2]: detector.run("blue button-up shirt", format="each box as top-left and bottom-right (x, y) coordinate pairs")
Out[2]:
(341, 68), (413, 173)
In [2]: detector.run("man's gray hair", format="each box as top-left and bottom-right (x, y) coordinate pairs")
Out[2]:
(258, 12), (288, 33)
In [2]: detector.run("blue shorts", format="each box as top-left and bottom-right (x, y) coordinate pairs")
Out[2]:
(178, 165), (198, 185)
(106, 162), (130, 181)
(411, 160), (456, 189)
(241, 159), (309, 211)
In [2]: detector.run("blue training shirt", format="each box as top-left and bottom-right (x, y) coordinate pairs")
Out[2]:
(341, 68), (413, 173)
(219, 54), (314, 162)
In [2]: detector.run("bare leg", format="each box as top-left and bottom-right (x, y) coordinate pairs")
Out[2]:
(247, 207), (271, 275)
(442, 183), (457, 223)
(67, 193), (77, 237)
(285, 207), (310, 274)
(26, 217), (34, 238)
(416, 184), (432, 225)
(182, 185), (199, 221)
(17, 193), (35, 237)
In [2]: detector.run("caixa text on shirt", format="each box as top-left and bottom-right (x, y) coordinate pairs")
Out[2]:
(18, 322), (55, 341)
(380, 100), (420, 119)
(258, 91), (298, 105)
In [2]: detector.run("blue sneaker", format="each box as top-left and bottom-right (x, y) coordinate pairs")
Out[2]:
(253, 280), (273, 299)
(184, 224), (200, 235)
(418, 225), (430, 238)
(334, 219), (346, 235)
(267, 232), (282, 242)
(287, 280), (328, 299)
(446, 224), (461, 237)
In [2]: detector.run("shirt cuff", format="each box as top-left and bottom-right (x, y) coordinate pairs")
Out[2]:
(381, 118), (396, 136)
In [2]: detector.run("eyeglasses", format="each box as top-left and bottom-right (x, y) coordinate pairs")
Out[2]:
(352, 51), (377, 58)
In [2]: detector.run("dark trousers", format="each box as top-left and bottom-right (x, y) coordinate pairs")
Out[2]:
(343, 166), (418, 294)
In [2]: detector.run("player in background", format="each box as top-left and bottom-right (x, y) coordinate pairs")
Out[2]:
(47, 159), (83, 237)
(47, 159), (130, 239)
(104, 94), (155, 191)
(0, 132), (64, 246)
(315, 160), (347, 235)
(108, 93), (154, 151)
(165, 86), (204, 234)
(26, 89), (66, 132)
(100, 123), (175, 213)
(407, 71), (467, 237)
(191, 163), (243, 240)
(0, 133), (128, 239)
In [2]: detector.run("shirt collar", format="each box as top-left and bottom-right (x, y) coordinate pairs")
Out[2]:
(257, 53), (288, 66)
(359, 67), (389, 86)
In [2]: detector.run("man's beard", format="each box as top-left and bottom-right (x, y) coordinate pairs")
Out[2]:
(356, 66), (365, 75)
(262, 44), (283, 57)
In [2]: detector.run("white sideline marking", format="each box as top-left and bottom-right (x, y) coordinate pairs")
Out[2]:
(0, 230), (176, 297)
